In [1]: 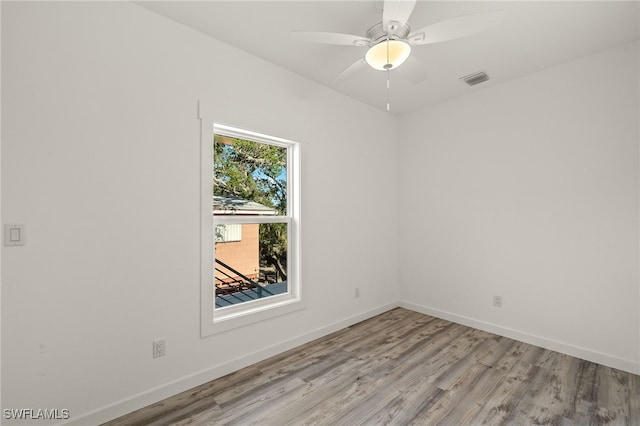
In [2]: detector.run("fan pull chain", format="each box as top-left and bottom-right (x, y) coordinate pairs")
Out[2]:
(386, 71), (390, 112)
(386, 37), (391, 112)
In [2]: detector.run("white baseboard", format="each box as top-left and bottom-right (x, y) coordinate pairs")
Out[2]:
(63, 302), (399, 426)
(399, 300), (640, 375)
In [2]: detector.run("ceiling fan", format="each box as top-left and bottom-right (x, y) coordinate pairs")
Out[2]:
(291, 0), (503, 109)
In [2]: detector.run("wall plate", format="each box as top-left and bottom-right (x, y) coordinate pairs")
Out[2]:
(5, 224), (26, 246)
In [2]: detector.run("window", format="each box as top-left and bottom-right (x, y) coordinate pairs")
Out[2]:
(200, 116), (301, 336)
(215, 224), (242, 243)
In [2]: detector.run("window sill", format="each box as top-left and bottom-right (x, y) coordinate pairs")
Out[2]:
(202, 296), (306, 337)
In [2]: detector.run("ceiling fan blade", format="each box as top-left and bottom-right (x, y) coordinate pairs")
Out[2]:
(329, 58), (368, 86)
(383, 0), (417, 33)
(408, 11), (504, 45)
(396, 55), (427, 84)
(290, 31), (369, 46)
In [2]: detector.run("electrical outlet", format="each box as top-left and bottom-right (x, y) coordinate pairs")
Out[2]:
(355, 288), (360, 298)
(153, 339), (166, 358)
(493, 295), (503, 308)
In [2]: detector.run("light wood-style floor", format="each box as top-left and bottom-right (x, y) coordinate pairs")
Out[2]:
(104, 308), (640, 425)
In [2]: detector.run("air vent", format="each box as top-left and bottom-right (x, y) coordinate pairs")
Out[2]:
(460, 71), (490, 86)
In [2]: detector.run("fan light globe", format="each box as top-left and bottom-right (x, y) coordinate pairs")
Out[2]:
(365, 39), (411, 71)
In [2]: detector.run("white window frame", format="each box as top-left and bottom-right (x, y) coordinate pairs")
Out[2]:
(200, 105), (302, 337)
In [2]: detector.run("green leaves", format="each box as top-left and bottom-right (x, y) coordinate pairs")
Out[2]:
(214, 135), (287, 214)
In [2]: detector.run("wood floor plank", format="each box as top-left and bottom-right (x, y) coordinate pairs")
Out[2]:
(104, 308), (640, 426)
(284, 322), (470, 425)
(594, 366), (632, 423)
(266, 356), (376, 425)
(357, 378), (446, 425)
(629, 372), (640, 425)
(101, 366), (261, 426)
(412, 362), (499, 425)
(215, 376), (307, 425)
(468, 344), (547, 425)
(407, 336), (532, 426)
(145, 396), (220, 426)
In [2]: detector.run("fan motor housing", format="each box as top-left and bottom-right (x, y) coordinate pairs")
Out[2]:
(366, 22), (411, 44)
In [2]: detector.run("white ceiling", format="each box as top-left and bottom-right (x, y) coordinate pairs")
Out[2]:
(137, 1), (640, 115)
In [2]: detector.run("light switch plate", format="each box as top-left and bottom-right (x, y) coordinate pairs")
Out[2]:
(5, 224), (25, 246)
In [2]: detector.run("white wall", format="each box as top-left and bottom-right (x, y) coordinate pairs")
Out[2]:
(1, 2), (398, 423)
(398, 42), (640, 373)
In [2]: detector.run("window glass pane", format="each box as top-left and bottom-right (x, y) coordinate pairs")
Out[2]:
(213, 135), (287, 216)
(215, 223), (288, 308)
